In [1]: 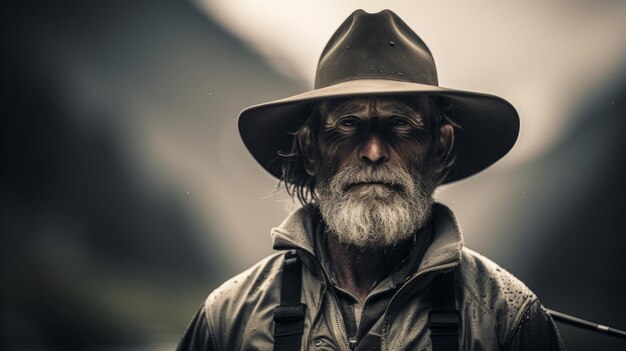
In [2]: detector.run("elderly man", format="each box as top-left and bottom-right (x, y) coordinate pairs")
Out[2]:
(178, 9), (566, 351)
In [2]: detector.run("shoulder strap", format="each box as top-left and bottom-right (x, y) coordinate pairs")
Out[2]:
(429, 268), (460, 351)
(273, 250), (306, 351)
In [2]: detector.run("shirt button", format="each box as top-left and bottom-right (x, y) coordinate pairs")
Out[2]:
(314, 339), (324, 347)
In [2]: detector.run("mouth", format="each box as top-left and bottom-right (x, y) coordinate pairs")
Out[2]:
(344, 181), (404, 193)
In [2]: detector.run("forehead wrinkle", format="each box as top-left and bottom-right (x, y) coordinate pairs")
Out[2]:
(326, 98), (370, 121)
(387, 105), (419, 116)
(369, 97), (377, 114)
(376, 99), (426, 124)
(324, 97), (428, 125)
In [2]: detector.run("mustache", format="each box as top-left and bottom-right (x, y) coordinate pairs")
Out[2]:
(330, 164), (415, 194)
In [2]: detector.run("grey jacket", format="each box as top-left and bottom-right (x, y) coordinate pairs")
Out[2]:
(178, 204), (566, 350)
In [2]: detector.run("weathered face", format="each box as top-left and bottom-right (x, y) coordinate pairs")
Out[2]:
(312, 96), (453, 249)
(318, 96), (435, 178)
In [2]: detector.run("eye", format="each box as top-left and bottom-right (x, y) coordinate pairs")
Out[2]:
(390, 118), (408, 126)
(387, 116), (413, 130)
(336, 116), (362, 130)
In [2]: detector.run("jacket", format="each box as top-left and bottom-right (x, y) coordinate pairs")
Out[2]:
(177, 203), (566, 350)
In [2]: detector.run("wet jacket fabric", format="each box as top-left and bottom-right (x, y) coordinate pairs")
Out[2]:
(177, 204), (566, 350)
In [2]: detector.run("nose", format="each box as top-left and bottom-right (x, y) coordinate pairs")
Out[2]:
(358, 133), (389, 165)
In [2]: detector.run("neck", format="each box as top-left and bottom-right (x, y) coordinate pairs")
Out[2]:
(324, 229), (422, 302)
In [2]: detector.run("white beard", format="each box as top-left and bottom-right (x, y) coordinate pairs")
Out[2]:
(317, 164), (437, 250)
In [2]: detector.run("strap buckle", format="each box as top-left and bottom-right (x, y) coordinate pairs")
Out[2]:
(283, 253), (299, 267)
(274, 304), (306, 322)
(274, 304), (306, 338)
(429, 310), (460, 337)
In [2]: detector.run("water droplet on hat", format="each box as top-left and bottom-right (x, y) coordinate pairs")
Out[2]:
(397, 72), (402, 76)
(389, 41), (395, 47)
(345, 45), (350, 49)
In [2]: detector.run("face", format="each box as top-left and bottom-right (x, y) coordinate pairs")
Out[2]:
(312, 96), (452, 250)
(319, 96), (434, 175)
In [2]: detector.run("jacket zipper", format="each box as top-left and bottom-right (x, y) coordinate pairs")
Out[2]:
(284, 248), (352, 351)
(327, 285), (352, 351)
(380, 262), (459, 350)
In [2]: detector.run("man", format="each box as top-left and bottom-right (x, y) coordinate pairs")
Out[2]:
(178, 9), (566, 351)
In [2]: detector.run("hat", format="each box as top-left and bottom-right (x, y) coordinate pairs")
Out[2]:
(238, 9), (519, 184)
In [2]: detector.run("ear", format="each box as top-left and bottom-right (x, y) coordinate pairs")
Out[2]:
(303, 155), (316, 176)
(297, 127), (318, 176)
(432, 123), (455, 175)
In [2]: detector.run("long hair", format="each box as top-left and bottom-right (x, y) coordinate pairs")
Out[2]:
(278, 96), (458, 208)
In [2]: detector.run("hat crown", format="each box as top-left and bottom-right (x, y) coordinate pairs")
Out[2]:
(315, 9), (438, 89)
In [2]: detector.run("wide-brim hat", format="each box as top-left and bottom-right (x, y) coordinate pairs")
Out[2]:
(238, 9), (519, 184)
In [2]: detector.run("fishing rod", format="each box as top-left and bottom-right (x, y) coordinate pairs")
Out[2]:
(546, 309), (626, 340)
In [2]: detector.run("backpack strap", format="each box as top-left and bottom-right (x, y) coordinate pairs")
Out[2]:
(273, 250), (306, 351)
(429, 268), (460, 351)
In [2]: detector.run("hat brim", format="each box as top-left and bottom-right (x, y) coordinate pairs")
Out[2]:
(238, 79), (519, 184)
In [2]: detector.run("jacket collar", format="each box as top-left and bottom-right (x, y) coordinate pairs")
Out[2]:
(271, 203), (464, 275)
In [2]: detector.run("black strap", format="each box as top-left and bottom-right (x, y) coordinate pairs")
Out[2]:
(273, 250), (306, 351)
(429, 268), (460, 351)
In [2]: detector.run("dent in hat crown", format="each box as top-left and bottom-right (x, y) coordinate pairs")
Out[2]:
(315, 9), (439, 89)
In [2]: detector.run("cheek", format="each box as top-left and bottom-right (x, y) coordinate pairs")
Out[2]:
(385, 132), (433, 170)
(318, 130), (360, 164)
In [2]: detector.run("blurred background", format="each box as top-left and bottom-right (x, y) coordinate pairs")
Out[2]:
(1, 0), (625, 350)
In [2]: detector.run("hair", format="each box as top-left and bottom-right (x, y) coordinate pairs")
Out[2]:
(277, 95), (458, 207)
